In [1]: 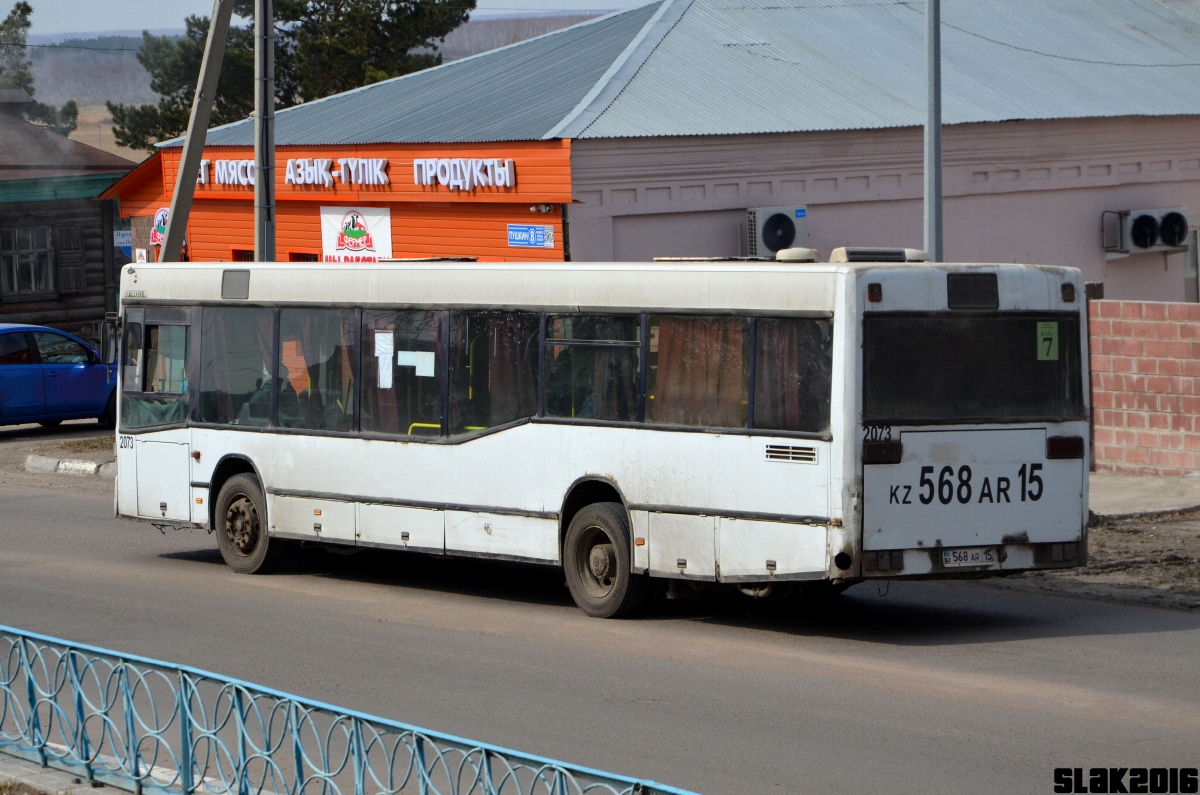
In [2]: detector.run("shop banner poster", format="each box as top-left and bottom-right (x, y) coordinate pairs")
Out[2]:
(321, 206), (393, 262)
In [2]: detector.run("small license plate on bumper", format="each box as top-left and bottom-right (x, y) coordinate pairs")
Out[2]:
(942, 547), (996, 568)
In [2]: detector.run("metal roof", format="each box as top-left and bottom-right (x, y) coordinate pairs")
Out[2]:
(196, 3), (662, 146)
(181, 0), (1200, 145)
(575, 0), (1200, 138)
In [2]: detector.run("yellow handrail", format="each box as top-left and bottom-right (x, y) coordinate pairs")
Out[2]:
(407, 422), (441, 435)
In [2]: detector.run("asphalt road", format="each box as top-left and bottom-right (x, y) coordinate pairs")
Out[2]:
(1, 434), (1199, 794)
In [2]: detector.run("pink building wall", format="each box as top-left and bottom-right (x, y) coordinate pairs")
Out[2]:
(570, 116), (1200, 301)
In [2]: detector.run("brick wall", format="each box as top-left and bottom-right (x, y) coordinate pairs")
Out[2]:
(1089, 300), (1200, 476)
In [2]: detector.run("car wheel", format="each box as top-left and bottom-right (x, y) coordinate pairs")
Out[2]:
(98, 392), (116, 428)
(38, 420), (62, 427)
(563, 502), (650, 618)
(214, 474), (286, 574)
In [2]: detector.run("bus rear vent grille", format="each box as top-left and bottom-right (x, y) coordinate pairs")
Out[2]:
(765, 444), (817, 463)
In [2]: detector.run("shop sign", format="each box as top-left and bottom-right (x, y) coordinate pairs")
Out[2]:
(149, 208), (169, 245)
(193, 158), (390, 189)
(286, 158), (390, 188)
(198, 159), (255, 186)
(320, 206), (392, 262)
(507, 224), (554, 249)
(114, 229), (132, 258)
(414, 158), (515, 191)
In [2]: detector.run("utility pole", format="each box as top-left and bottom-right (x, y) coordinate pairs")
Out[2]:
(254, 0), (276, 262)
(924, 0), (943, 262)
(161, 0), (235, 263)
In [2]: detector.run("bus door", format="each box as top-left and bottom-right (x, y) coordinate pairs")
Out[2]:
(117, 307), (194, 522)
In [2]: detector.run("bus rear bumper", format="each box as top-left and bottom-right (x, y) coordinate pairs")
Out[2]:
(859, 539), (1086, 578)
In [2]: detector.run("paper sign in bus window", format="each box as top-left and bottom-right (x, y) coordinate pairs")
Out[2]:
(397, 350), (436, 377)
(374, 330), (394, 388)
(1037, 321), (1059, 361)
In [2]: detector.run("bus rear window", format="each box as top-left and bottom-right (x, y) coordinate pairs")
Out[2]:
(863, 313), (1084, 423)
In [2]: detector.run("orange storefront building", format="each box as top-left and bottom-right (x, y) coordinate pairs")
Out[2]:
(106, 140), (573, 262)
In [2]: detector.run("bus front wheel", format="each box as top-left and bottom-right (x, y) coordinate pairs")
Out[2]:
(563, 502), (649, 618)
(215, 474), (285, 574)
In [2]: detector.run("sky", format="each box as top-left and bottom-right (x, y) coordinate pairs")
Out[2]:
(26, 0), (642, 36)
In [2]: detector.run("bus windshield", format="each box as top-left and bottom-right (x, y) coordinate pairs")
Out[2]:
(862, 312), (1084, 424)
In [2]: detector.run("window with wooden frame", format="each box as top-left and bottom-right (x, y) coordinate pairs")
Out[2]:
(0, 225), (56, 298)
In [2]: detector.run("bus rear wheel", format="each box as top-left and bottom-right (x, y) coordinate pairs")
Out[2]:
(215, 474), (285, 574)
(563, 502), (649, 618)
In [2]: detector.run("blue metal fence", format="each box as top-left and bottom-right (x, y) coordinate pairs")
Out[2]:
(0, 625), (698, 795)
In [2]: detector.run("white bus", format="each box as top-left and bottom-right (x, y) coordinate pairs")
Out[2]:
(113, 253), (1089, 617)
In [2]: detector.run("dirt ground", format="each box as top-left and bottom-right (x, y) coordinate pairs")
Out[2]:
(985, 511), (1200, 610)
(0, 782), (48, 795)
(0, 420), (115, 499)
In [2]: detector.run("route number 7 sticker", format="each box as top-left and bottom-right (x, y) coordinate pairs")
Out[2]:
(1037, 321), (1059, 361)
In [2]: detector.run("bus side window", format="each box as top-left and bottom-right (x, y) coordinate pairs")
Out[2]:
(753, 317), (833, 434)
(361, 310), (442, 436)
(199, 306), (275, 427)
(122, 322), (190, 429)
(646, 315), (749, 429)
(278, 308), (357, 432)
(448, 311), (539, 436)
(544, 315), (640, 422)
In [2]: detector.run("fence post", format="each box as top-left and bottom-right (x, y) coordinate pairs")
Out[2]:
(234, 688), (249, 795)
(481, 749), (496, 795)
(288, 701), (304, 795)
(178, 672), (194, 795)
(67, 652), (95, 782)
(351, 716), (365, 795)
(18, 638), (46, 767)
(120, 664), (143, 795)
(415, 736), (430, 795)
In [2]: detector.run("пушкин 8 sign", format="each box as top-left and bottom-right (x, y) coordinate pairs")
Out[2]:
(507, 224), (554, 249)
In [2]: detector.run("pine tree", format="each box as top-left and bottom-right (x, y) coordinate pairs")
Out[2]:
(109, 0), (474, 151)
(0, 1), (34, 94)
(0, 2), (79, 136)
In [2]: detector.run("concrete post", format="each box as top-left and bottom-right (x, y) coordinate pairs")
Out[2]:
(161, 0), (235, 263)
(924, 0), (943, 262)
(254, 0), (276, 262)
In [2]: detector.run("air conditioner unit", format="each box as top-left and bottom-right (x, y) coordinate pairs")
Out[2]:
(747, 206), (809, 258)
(1104, 207), (1189, 254)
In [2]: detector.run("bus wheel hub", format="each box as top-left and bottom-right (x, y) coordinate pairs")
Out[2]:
(227, 498), (257, 552)
(589, 545), (615, 580)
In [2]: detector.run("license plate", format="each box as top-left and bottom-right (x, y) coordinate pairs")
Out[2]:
(942, 547), (996, 568)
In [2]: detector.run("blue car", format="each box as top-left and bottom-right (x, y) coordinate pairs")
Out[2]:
(0, 323), (117, 428)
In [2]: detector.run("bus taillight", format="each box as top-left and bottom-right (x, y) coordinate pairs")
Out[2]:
(1046, 436), (1085, 459)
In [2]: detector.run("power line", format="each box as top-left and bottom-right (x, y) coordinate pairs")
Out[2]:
(942, 21), (1200, 68)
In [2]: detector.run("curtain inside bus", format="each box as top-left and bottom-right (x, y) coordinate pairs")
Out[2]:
(753, 318), (833, 433)
(648, 316), (749, 428)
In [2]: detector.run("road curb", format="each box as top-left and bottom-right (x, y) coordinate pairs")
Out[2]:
(0, 750), (93, 795)
(21, 455), (114, 479)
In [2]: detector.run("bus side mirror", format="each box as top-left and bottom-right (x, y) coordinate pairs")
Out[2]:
(101, 313), (120, 366)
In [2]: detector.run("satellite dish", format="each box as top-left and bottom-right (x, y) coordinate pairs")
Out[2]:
(761, 213), (796, 252)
